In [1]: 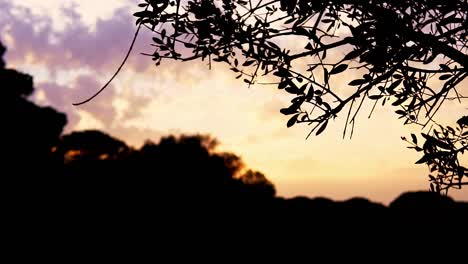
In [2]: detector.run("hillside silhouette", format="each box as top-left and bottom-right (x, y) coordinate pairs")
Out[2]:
(2, 41), (467, 250)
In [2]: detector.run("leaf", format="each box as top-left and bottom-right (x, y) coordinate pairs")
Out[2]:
(285, 0), (297, 13)
(287, 114), (299, 127)
(133, 10), (153, 18)
(278, 80), (288, 89)
(348, 79), (367, 86)
(433, 139), (451, 150)
(243, 60), (256, 66)
(183, 42), (196, 48)
(369, 95), (383, 100)
(299, 84), (308, 94)
(330, 64), (348, 75)
(415, 154), (431, 164)
(439, 74), (452, 80)
(387, 79), (403, 92)
(315, 120), (329, 136)
(274, 67), (291, 78)
(457, 116), (468, 127)
(284, 17), (297, 24)
(323, 68), (329, 83)
(439, 64), (451, 71)
(294, 27), (309, 36)
(343, 49), (364, 61)
(395, 110), (406, 116)
(280, 107), (298, 115)
(392, 97), (407, 106)
(285, 87), (300, 94)
(153, 37), (164, 45)
(305, 87), (315, 101)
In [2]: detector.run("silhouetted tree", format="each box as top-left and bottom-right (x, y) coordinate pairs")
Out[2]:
(4, 40), (468, 253)
(1, 42), (67, 179)
(58, 131), (276, 204)
(119, 0), (467, 192)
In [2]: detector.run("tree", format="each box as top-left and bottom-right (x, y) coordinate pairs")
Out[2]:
(1, 41), (67, 179)
(78, 0), (467, 193)
(58, 131), (276, 201)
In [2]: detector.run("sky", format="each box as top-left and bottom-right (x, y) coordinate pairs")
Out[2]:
(2, 0), (467, 204)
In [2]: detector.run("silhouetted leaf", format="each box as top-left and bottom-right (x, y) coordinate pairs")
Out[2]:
(294, 27), (309, 36)
(343, 49), (364, 61)
(243, 60), (256, 66)
(305, 87), (315, 101)
(153, 37), (164, 44)
(184, 42), (196, 48)
(439, 74), (452, 80)
(285, 86), (300, 94)
(323, 68), (329, 83)
(330, 64), (348, 75)
(278, 80), (288, 89)
(457, 116), (468, 127)
(387, 79), (403, 91)
(134, 10), (153, 18)
(439, 64), (451, 71)
(280, 107), (297, 115)
(321, 19), (334, 23)
(416, 154), (430, 164)
(369, 95), (383, 100)
(287, 114), (299, 127)
(315, 120), (328, 136)
(392, 97), (407, 106)
(348, 79), (367, 86)
(274, 68), (291, 78)
(395, 110), (406, 116)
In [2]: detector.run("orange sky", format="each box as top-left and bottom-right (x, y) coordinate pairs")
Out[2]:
(3, 0), (467, 204)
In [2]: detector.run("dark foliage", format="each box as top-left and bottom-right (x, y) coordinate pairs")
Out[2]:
(2, 40), (467, 257)
(129, 0), (467, 193)
(1, 43), (67, 181)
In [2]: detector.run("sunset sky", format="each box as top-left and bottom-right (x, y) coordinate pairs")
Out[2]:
(2, 0), (467, 204)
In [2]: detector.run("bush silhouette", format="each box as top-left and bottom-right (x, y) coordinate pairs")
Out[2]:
(2, 40), (467, 246)
(1, 42), (66, 182)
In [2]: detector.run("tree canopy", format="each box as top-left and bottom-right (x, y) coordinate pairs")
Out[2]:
(2, 39), (468, 249)
(122, 0), (467, 193)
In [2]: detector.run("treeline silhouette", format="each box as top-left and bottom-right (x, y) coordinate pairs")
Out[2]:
(2, 41), (467, 249)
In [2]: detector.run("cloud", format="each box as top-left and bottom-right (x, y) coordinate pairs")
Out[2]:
(36, 74), (118, 132)
(35, 82), (81, 131)
(0, 1), (159, 132)
(0, 0), (149, 74)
